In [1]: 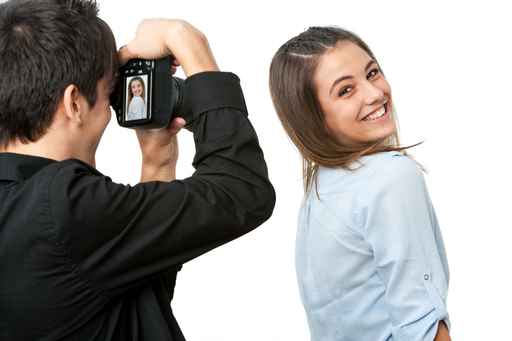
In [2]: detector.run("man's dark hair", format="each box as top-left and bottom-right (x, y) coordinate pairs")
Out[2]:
(0, 0), (118, 146)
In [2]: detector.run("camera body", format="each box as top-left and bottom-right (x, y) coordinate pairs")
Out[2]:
(110, 57), (183, 129)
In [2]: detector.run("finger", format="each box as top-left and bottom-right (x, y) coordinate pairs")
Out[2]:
(170, 56), (180, 75)
(172, 117), (186, 127)
(118, 44), (135, 66)
(170, 118), (186, 133)
(167, 117), (186, 135)
(168, 126), (182, 136)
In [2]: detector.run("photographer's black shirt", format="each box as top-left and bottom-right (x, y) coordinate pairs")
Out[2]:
(0, 72), (275, 341)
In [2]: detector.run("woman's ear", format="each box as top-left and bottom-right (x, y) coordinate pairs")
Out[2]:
(62, 84), (86, 125)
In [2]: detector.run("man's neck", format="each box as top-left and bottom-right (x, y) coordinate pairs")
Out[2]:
(1, 136), (96, 167)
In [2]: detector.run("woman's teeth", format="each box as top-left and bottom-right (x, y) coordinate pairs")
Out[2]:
(363, 105), (386, 121)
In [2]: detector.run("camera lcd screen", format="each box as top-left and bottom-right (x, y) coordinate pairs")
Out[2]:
(125, 74), (149, 121)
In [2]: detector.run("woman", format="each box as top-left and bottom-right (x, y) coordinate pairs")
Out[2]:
(269, 27), (451, 341)
(127, 76), (146, 120)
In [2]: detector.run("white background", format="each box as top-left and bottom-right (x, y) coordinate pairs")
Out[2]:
(97, 1), (512, 340)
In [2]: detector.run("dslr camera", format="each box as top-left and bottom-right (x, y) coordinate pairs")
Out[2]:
(110, 57), (183, 129)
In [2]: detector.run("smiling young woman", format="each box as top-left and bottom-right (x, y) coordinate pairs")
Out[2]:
(269, 26), (451, 341)
(314, 41), (396, 147)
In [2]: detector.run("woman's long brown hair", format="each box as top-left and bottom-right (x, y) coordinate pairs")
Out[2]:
(269, 26), (418, 193)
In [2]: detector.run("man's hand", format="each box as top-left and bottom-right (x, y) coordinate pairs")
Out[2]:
(137, 117), (186, 182)
(136, 52), (184, 182)
(118, 19), (219, 76)
(118, 19), (218, 182)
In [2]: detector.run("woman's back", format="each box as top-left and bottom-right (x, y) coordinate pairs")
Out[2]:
(297, 151), (449, 341)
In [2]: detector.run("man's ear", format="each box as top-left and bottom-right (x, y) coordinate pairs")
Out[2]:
(62, 84), (86, 124)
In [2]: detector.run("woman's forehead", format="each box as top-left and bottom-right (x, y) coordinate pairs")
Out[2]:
(318, 42), (372, 76)
(314, 41), (373, 92)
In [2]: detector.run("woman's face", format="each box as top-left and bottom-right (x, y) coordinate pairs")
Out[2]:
(130, 80), (143, 97)
(314, 41), (396, 146)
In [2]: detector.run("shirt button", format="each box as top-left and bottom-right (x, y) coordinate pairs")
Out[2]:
(424, 274), (430, 281)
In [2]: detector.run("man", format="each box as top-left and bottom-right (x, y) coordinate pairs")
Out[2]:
(0, 1), (275, 340)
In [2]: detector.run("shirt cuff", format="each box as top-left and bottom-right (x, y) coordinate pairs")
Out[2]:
(181, 71), (248, 125)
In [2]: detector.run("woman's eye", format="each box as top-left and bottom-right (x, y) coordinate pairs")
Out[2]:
(338, 86), (353, 97)
(367, 68), (380, 80)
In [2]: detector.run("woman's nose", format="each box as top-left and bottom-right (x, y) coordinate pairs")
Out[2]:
(362, 81), (385, 106)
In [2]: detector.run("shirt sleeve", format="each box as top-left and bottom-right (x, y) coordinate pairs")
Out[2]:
(48, 72), (276, 296)
(360, 154), (449, 341)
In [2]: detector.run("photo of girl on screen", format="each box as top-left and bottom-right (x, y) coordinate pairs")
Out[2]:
(126, 75), (147, 121)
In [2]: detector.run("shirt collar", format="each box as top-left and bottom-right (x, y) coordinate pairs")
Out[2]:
(0, 152), (57, 181)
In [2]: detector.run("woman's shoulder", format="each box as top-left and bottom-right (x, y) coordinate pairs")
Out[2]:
(314, 151), (425, 206)
(363, 151), (422, 180)
(130, 96), (144, 104)
(316, 151), (421, 189)
(359, 151), (427, 202)
(302, 152), (428, 233)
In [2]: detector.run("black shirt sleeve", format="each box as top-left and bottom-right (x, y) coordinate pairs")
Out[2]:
(48, 72), (275, 296)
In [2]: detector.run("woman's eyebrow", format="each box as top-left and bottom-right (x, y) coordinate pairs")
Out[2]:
(329, 60), (377, 95)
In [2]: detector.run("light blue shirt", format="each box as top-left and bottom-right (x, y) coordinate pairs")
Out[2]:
(296, 151), (450, 341)
(127, 96), (146, 121)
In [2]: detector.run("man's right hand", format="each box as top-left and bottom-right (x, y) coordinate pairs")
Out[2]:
(118, 19), (219, 77)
